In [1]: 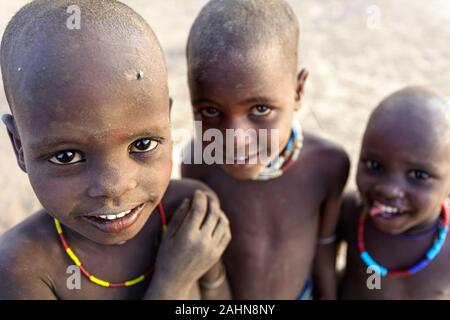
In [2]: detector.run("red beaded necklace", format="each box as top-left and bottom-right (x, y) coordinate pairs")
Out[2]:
(358, 203), (449, 277)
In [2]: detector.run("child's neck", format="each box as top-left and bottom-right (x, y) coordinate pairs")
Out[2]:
(255, 121), (303, 181)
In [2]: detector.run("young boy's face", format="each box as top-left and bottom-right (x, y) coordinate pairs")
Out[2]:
(6, 39), (172, 245)
(356, 103), (450, 234)
(188, 50), (306, 180)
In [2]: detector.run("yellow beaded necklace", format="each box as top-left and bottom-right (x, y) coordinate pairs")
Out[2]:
(54, 203), (167, 288)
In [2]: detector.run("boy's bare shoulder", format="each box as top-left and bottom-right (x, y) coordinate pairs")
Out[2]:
(0, 211), (59, 299)
(302, 132), (350, 177)
(303, 132), (348, 161)
(0, 210), (58, 263)
(162, 179), (220, 211)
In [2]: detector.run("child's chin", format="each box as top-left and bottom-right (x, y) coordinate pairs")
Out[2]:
(82, 226), (141, 246)
(221, 163), (264, 180)
(371, 215), (411, 235)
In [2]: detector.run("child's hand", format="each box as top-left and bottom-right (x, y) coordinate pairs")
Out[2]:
(151, 190), (231, 298)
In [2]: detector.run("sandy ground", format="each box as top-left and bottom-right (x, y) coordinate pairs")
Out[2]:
(1, 0), (450, 234)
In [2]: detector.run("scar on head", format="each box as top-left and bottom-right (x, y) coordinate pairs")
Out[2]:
(137, 70), (144, 80)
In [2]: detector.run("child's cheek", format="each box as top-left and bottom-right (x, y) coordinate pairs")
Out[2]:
(355, 170), (371, 199)
(140, 143), (172, 199)
(412, 185), (445, 219)
(27, 167), (81, 219)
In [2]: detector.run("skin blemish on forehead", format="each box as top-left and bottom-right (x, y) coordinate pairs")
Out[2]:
(123, 69), (152, 82)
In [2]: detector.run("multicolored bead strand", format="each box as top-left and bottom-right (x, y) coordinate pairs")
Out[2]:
(54, 202), (168, 288)
(256, 122), (304, 181)
(358, 202), (449, 278)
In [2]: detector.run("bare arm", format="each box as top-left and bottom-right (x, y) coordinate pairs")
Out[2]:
(198, 261), (232, 300)
(312, 150), (350, 300)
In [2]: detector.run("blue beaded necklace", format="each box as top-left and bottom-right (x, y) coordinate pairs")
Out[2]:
(358, 203), (449, 277)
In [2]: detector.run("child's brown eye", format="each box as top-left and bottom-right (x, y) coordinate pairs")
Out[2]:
(200, 107), (221, 118)
(364, 159), (381, 172)
(250, 105), (272, 117)
(408, 170), (430, 181)
(49, 150), (84, 165)
(130, 138), (159, 153)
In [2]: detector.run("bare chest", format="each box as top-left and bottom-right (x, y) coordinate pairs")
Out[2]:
(204, 167), (327, 298)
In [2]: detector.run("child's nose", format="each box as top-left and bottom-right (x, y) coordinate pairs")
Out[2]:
(225, 117), (257, 149)
(374, 182), (405, 199)
(87, 164), (138, 200)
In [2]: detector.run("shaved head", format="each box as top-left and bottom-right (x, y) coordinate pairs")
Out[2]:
(1, 0), (167, 119)
(187, 0), (299, 80)
(368, 87), (450, 146)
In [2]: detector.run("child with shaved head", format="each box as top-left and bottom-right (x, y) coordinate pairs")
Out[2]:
(0, 0), (231, 299)
(338, 87), (450, 299)
(183, 0), (349, 299)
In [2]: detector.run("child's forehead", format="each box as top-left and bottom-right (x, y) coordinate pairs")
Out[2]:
(364, 90), (450, 160)
(2, 0), (168, 117)
(9, 27), (169, 123)
(190, 46), (293, 86)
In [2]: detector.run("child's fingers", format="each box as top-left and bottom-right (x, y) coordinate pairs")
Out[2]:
(216, 228), (232, 253)
(166, 198), (190, 237)
(185, 190), (208, 230)
(211, 212), (230, 240)
(200, 198), (221, 236)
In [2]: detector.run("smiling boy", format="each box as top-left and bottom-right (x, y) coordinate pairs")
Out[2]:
(338, 87), (450, 299)
(0, 0), (231, 300)
(182, 0), (350, 299)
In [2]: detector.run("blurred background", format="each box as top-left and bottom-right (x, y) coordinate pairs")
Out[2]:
(1, 0), (450, 233)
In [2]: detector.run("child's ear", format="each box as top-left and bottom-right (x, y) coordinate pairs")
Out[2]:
(2, 114), (26, 173)
(294, 68), (309, 111)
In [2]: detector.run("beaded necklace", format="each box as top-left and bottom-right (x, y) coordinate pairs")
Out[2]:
(256, 122), (304, 181)
(54, 203), (168, 288)
(358, 203), (449, 277)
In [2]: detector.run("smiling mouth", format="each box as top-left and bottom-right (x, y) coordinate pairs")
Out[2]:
(370, 201), (408, 220)
(82, 203), (146, 233)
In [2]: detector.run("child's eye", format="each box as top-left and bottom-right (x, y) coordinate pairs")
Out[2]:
(364, 159), (382, 172)
(408, 170), (430, 181)
(130, 138), (159, 153)
(49, 150), (84, 165)
(250, 105), (272, 117)
(200, 107), (221, 118)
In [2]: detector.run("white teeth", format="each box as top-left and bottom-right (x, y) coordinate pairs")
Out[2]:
(97, 209), (133, 221)
(374, 201), (399, 214)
